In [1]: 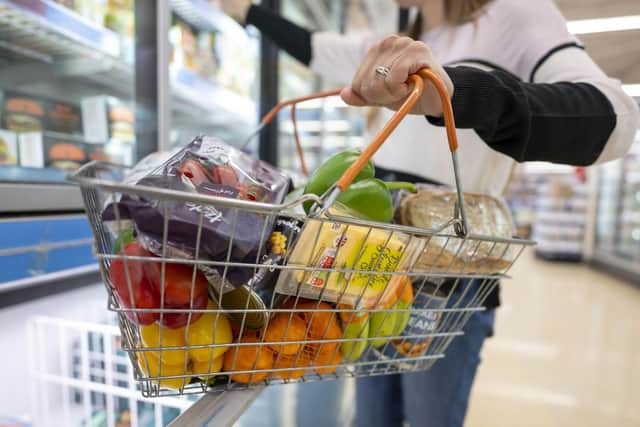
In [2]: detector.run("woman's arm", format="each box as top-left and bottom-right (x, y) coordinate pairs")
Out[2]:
(245, 5), (312, 65)
(241, 4), (374, 85)
(426, 57), (637, 165)
(429, 0), (639, 165)
(341, 36), (638, 166)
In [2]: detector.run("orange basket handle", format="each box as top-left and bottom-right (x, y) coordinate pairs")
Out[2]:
(258, 88), (342, 177)
(259, 68), (468, 236)
(336, 68), (457, 191)
(259, 68), (457, 185)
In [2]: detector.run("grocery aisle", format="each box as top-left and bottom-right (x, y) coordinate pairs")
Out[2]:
(466, 249), (640, 427)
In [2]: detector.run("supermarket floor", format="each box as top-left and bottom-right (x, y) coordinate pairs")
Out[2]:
(235, 249), (640, 427)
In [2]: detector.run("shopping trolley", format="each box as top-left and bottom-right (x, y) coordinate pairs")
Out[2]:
(71, 69), (535, 398)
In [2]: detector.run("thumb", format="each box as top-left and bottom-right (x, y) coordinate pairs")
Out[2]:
(340, 87), (367, 106)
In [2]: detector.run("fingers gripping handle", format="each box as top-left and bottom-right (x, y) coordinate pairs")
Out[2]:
(336, 68), (458, 191)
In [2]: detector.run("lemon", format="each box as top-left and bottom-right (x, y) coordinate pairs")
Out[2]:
(136, 351), (190, 390)
(191, 356), (223, 379)
(187, 301), (233, 362)
(140, 323), (188, 365)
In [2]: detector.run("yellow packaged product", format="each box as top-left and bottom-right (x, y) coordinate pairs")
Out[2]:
(276, 205), (416, 307)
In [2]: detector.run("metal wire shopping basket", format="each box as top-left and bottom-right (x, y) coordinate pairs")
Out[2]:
(71, 69), (535, 398)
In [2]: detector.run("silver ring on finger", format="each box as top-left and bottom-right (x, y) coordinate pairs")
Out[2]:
(375, 65), (391, 78)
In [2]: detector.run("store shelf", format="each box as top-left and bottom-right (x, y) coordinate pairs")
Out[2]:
(0, 0), (255, 126)
(171, 0), (246, 40)
(0, 0), (121, 60)
(1, 182), (83, 212)
(536, 211), (587, 225)
(0, 0), (133, 98)
(170, 66), (256, 123)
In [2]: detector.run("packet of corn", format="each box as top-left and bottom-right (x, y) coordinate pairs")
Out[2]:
(276, 203), (417, 307)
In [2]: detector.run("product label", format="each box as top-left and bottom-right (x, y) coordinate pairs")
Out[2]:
(373, 283), (448, 366)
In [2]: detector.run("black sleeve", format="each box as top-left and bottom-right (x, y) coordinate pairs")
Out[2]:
(246, 5), (312, 66)
(427, 66), (617, 165)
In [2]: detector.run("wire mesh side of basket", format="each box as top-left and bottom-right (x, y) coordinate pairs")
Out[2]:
(75, 163), (533, 398)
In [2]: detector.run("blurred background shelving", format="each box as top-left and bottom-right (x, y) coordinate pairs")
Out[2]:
(0, 1), (639, 426)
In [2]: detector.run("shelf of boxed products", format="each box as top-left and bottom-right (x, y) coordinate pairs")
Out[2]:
(0, 0), (122, 61)
(0, 0), (134, 99)
(171, 0), (248, 41)
(0, 0), (256, 128)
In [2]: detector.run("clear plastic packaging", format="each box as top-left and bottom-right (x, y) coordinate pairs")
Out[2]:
(396, 185), (516, 274)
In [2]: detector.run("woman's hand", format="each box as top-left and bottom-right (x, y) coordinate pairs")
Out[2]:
(220, 0), (252, 24)
(340, 35), (454, 117)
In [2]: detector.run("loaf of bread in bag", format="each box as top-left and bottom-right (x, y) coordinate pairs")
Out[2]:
(395, 186), (516, 274)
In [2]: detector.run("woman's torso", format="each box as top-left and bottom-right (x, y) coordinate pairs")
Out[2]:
(365, 0), (570, 195)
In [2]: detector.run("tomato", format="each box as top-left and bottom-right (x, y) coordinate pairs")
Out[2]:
(158, 293), (208, 329)
(143, 262), (209, 307)
(211, 165), (239, 187)
(143, 260), (209, 328)
(177, 159), (211, 186)
(109, 242), (159, 326)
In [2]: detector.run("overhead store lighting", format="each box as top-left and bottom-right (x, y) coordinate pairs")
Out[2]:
(567, 15), (640, 35)
(622, 84), (640, 97)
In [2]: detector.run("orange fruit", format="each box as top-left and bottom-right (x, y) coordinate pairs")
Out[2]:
(263, 313), (308, 355)
(312, 348), (342, 375)
(296, 302), (342, 340)
(223, 335), (275, 384)
(273, 355), (308, 380)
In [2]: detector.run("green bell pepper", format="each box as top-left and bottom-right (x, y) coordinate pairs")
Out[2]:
(303, 150), (375, 213)
(303, 150), (416, 223)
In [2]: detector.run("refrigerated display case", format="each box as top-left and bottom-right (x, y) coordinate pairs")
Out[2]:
(0, 0), (136, 211)
(591, 129), (640, 283)
(0, 0), (260, 305)
(169, 0), (259, 146)
(1, 1), (265, 425)
(0, 0), (140, 298)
